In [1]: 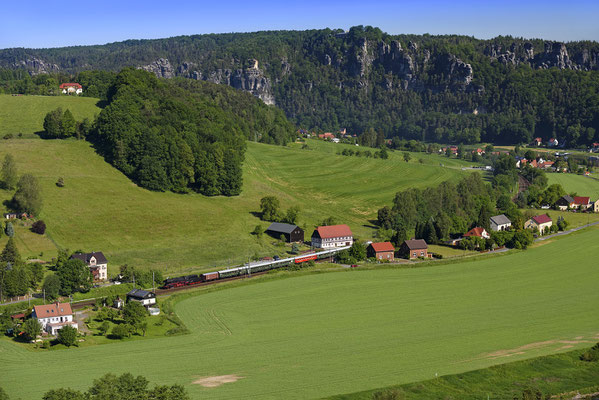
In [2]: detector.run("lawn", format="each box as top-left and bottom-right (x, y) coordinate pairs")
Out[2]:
(332, 346), (599, 399)
(546, 172), (599, 199)
(1, 226), (598, 399)
(0, 132), (476, 274)
(0, 94), (101, 137)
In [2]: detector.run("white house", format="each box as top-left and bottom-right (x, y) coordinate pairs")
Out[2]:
(524, 214), (553, 234)
(70, 251), (108, 280)
(127, 289), (156, 308)
(32, 302), (78, 335)
(59, 83), (83, 94)
(311, 224), (353, 248)
(490, 214), (512, 231)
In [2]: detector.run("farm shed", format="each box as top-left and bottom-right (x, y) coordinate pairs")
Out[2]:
(266, 222), (304, 243)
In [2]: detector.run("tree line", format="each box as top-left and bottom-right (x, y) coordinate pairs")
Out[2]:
(0, 372), (189, 400)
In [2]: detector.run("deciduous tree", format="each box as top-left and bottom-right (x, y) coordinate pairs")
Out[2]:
(22, 318), (41, 341)
(1, 154), (18, 190)
(57, 325), (78, 347)
(12, 173), (43, 216)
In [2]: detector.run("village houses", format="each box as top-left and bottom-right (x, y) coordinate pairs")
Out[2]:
(70, 251), (108, 281)
(400, 239), (428, 259)
(490, 214), (512, 231)
(524, 215), (553, 234)
(311, 225), (353, 248)
(367, 242), (395, 261)
(32, 302), (78, 335)
(59, 83), (83, 94)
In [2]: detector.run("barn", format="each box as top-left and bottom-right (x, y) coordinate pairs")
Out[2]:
(266, 222), (304, 243)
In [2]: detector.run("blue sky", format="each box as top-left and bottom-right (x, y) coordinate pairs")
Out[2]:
(2, 0), (598, 49)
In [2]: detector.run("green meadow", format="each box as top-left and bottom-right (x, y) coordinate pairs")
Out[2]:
(546, 172), (599, 200)
(0, 226), (598, 399)
(0, 94), (100, 137)
(0, 94), (478, 272)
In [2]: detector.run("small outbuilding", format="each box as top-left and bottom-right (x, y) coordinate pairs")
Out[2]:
(126, 289), (156, 308)
(367, 242), (395, 261)
(400, 239), (428, 260)
(265, 222), (304, 243)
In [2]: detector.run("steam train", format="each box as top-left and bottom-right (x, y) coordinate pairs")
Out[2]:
(160, 246), (349, 289)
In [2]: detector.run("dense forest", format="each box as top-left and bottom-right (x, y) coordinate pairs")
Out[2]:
(2, 26), (599, 146)
(90, 68), (294, 195)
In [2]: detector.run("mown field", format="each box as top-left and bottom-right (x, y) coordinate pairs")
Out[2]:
(546, 172), (599, 200)
(0, 226), (598, 399)
(0, 95), (479, 273)
(0, 94), (100, 137)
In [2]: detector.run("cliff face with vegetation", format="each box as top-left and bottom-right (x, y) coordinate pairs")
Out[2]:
(2, 26), (599, 145)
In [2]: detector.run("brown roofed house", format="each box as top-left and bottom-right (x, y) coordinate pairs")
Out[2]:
(367, 242), (395, 261)
(400, 239), (428, 260)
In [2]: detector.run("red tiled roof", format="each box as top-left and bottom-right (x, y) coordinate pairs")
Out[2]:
(59, 83), (82, 89)
(369, 242), (395, 252)
(573, 196), (590, 205)
(532, 214), (552, 225)
(463, 227), (486, 237)
(315, 224), (353, 239)
(33, 302), (72, 318)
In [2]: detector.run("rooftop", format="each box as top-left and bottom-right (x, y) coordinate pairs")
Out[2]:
(369, 242), (395, 253)
(313, 224), (353, 239)
(490, 214), (511, 226)
(403, 239), (428, 250)
(33, 302), (72, 318)
(266, 222), (300, 234)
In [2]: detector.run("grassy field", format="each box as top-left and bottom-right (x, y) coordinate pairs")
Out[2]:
(331, 346), (599, 399)
(546, 172), (599, 199)
(1, 226), (598, 399)
(0, 94), (101, 137)
(0, 132), (477, 274)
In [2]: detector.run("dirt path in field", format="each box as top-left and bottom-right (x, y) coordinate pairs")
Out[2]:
(193, 375), (243, 387)
(457, 334), (599, 364)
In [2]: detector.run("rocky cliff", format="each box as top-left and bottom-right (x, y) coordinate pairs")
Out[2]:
(141, 58), (275, 105)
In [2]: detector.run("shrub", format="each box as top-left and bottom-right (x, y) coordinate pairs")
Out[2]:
(31, 220), (46, 234)
(41, 340), (50, 349)
(99, 321), (110, 336)
(3, 134), (13, 140)
(111, 323), (133, 339)
(56, 177), (65, 187)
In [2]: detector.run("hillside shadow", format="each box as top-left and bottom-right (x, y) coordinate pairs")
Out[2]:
(249, 211), (262, 219)
(95, 99), (109, 109)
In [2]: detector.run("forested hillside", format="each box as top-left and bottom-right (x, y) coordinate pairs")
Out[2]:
(2, 26), (599, 146)
(91, 68), (294, 195)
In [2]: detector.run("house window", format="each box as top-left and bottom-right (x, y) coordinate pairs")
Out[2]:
(420, 251), (424, 256)
(412, 252), (416, 257)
